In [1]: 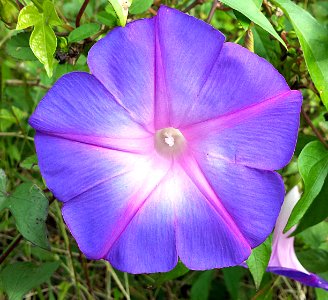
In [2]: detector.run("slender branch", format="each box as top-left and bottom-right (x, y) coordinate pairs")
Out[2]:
(301, 107), (328, 149)
(0, 234), (23, 264)
(105, 262), (130, 300)
(148, 7), (157, 15)
(124, 273), (130, 300)
(76, 0), (90, 27)
(16, 0), (24, 10)
(206, 0), (218, 23)
(5, 79), (49, 90)
(183, 0), (205, 13)
(79, 250), (94, 297)
(0, 132), (34, 141)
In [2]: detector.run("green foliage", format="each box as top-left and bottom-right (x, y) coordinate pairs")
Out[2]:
(153, 261), (189, 285)
(0, 261), (60, 300)
(1, 0), (328, 298)
(68, 23), (100, 43)
(7, 183), (50, 249)
(220, 0), (286, 47)
(16, 1), (62, 77)
(297, 249), (328, 274)
(273, 0), (328, 110)
(0, 0), (18, 27)
(286, 141), (328, 232)
(0, 169), (8, 211)
(246, 236), (272, 290)
(108, 0), (130, 26)
(6, 32), (37, 60)
(222, 267), (246, 300)
(190, 270), (214, 300)
(129, 0), (153, 14)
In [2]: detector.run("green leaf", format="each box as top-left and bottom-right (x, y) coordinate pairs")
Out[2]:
(297, 249), (328, 273)
(219, 0), (286, 47)
(0, 169), (8, 211)
(0, 261), (59, 300)
(42, 0), (61, 26)
(68, 23), (101, 43)
(294, 177), (328, 234)
(16, 1), (61, 77)
(246, 236), (272, 290)
(252, 25), (281, 65)
(0, 0), (19, 26)
(8, 183), (50, 249)
(286, 141), (328, 232)
(108, 0), (130, 27)
(16, 4), (40, 29)
(153, 262), (189, 285)
(129, 0), (153, 14)
(233, 0), (262, 30)
(96, 11), (117, 27)
(191, 270), (214, 300)
(6, 32), (37, 61)
(222, 267), (246, 300)
(20, 154), (39, 171)
(30, 21), (57, 77)
(272, 0), (328, 109)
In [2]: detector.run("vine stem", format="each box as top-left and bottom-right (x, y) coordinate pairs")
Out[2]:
(206, 0), (218, 23)
(0, 132), (34, 141)
(54, 202), (82, 300)
(301, 107), (328, 149)
(76, 0), (90, 27)
(0, 234), (23, 264)
(105, 262), (130, 300)
(183, 0), (205, 13)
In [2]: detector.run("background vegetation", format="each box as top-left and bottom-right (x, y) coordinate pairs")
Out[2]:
(0, 0), (328, 299)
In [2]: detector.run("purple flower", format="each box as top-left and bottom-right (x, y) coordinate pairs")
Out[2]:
(29, 6), (302, 273)
(268, 187), (328, 290)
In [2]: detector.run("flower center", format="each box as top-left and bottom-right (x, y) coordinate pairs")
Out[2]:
(155, 127), (186, 158)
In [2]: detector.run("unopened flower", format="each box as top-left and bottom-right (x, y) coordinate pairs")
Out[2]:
(268, 187), (328, 290)
(29, 6), (302, 273)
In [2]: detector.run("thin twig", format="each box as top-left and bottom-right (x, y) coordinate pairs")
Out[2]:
(105, 262), (130, 300)
(16, 0), (24, 10)
(301, 107), (328, 149)
(54, 202), (81, 300)
(5, 79), (49, 90)
(183, 0), (205, 13)
(148, 7), (157, 15)
(76, 0), (90, 27)
(124, 273), (130, 300)
(0, 234), (23, 264)
(79, 250), (94, 297)
(0, 132), (34, 141)
(206, 0), (218, 23)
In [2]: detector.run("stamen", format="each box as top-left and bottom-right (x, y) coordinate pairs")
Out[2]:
(155, 127), (186, 158)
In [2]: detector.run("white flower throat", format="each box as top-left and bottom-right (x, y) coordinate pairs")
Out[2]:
(155, 127), (186, 158)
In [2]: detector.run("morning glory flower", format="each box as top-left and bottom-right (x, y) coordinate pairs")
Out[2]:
(268, 187), (328, 290)
(29, 6), (302, 273)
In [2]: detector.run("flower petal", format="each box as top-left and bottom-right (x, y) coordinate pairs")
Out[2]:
(34, 133), (155, 202)
(62, 151), (171, 260)
(107, 172), (177, 273)
(183, 89), (302, 170)
(187, 153), (284, 248)
(177, 42), (295, 128)
(172, 164), (251, 269)
(87, 18), (155, 131)
(268, 268), (328, 290)
(154, 6), (225, 129)
(269, 187), (307, 271)
(107, 162), (252, 272)
(29, 72), (150, 152)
